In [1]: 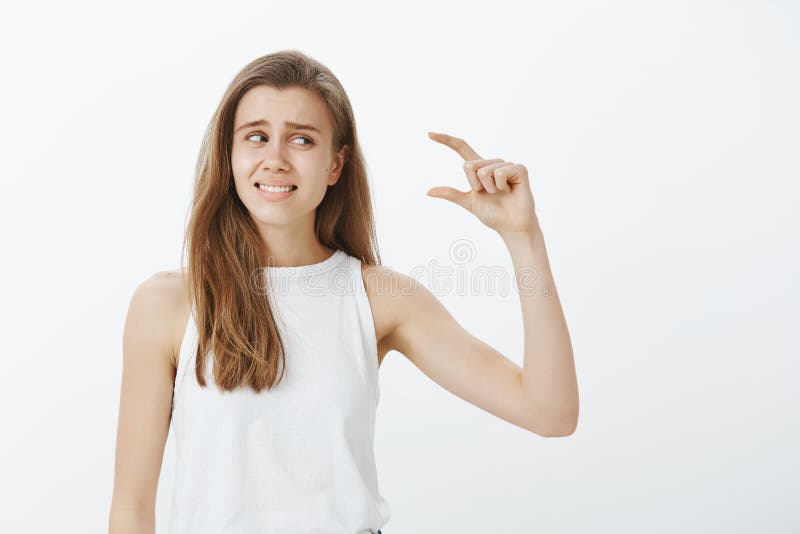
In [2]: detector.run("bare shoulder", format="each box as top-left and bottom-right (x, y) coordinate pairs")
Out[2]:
(113, 268), (189, 512)
(359, 262), (426, 367)
(129, 268), (191, 370)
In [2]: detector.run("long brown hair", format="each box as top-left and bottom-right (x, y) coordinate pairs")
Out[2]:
(181, 50), (381, 393)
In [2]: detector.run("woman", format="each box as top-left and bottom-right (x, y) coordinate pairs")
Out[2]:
(109, 49), (578, 534)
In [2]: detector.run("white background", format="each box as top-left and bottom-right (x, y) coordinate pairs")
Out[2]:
(1, 0), (798, 532)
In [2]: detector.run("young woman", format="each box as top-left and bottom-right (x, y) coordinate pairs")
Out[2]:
(109, 50), (578, 534)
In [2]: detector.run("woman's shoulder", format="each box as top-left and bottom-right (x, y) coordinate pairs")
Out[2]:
(358, 260), (447, 363)
(134, 268), (192, 370)
(359, 262), (424, 300)
(358, 262), (423, 364)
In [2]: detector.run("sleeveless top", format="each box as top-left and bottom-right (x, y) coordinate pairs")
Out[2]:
(168, 249), (391, 534)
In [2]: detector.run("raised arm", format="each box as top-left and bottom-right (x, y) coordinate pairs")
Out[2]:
(381, 131), (578, 437)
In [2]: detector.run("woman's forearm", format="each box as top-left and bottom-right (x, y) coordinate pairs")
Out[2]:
(501, 218), (579, 436)
(108, 504), (155, 534)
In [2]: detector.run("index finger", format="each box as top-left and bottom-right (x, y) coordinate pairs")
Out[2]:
(427, 131), (483, 161)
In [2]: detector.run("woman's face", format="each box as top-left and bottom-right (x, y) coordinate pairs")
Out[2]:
(230, 85), (346, 228)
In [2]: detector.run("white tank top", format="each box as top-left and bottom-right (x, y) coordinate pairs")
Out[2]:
(168, 249), (390, 534)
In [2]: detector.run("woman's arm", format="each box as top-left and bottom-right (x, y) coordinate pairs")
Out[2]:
(500, 221), (578, 436)
(381, 131), (577, 437)
(378, 231), (577, 437)
(109, 272), (183, 533)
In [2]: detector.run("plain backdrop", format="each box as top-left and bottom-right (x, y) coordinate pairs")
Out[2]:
(1, 0), (797, 532)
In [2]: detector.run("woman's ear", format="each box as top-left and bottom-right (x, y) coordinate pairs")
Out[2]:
(328, 144), (349, 186)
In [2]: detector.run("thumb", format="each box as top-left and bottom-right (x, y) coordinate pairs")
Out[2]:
(426, 186), (471, 211)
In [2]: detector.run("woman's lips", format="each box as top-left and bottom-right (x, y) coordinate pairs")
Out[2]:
(254, 183), (297, 201)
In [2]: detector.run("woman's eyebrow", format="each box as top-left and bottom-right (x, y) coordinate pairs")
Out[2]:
(234, 119), (321, 134)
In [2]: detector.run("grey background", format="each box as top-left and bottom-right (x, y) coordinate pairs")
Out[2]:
(1, 0), (797, 532)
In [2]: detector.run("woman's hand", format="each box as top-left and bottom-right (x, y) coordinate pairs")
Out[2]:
(426, 131), (538, 237)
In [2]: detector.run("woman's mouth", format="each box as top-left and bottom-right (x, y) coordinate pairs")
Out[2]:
(255, 183), (298, 201)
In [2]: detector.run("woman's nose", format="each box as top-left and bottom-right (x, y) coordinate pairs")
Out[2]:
(261, 141), (289, 171)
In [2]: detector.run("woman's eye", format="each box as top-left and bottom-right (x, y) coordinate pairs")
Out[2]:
(245, 133), (313, 145)
(246, 133), (267, 143)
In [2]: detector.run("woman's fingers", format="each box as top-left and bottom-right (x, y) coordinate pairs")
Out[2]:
(428, 132), (516, 194)
(477, 161), (514, 193)
(466, 160), (515, 193)
(485, 161), (515, 192)
(428, 132), (482, 161)
(464, 158), (504, 192)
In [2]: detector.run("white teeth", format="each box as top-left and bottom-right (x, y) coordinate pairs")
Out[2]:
(258, 184), (295, 192)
